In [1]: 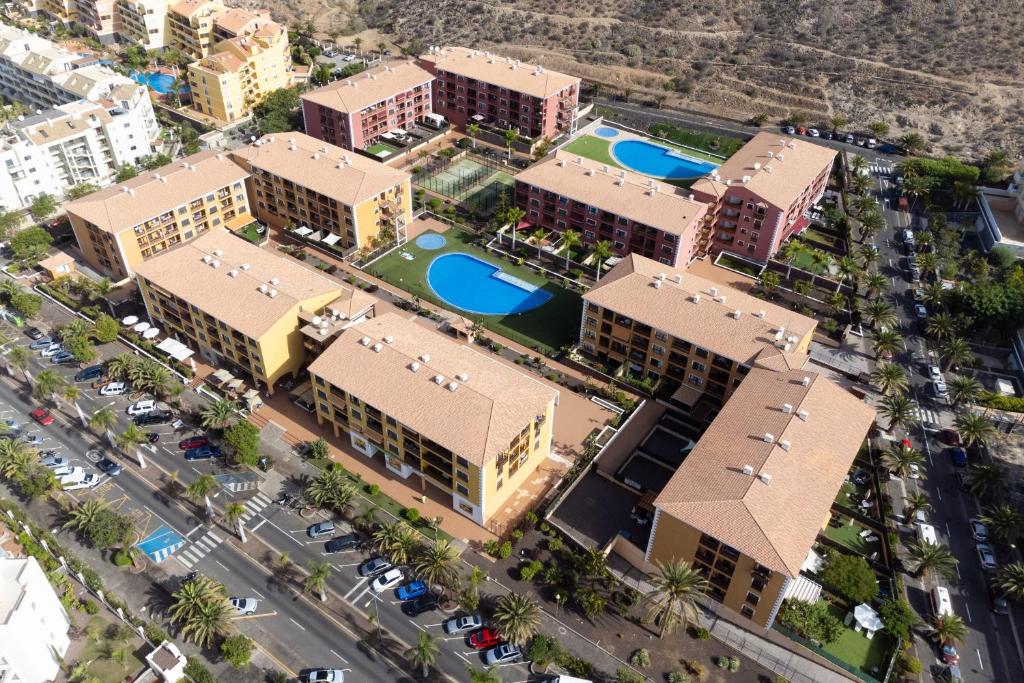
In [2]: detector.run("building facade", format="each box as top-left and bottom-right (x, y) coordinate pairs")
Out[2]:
(135, 228), (369, 392)
(0, 557), (71, 682)
(690, 133), (836, 263)
(230, 132), (412, 251)
(418, 46), (579, 142)
(515, 151), (709, 268)
(166, 0), (222, 57)
(73, 0), (123, 44)
(66, 150), (250, 280)
(117, 0), (171, 50)
(301, 61), (434, 152)
(309, 313), (559, 526)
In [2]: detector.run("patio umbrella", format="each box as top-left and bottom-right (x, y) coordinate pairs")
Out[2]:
(133, 322), (151, 332)
(142, 328), (160, 339)
(853, 604), (883, 634)
(121, 315), (139, 325)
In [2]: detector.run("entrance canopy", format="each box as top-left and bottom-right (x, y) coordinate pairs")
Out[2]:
(155, 338), (194, 361)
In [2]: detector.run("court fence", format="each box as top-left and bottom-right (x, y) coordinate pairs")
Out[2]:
(413, 150), (514, 213)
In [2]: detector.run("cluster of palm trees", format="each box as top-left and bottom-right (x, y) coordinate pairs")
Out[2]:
(105, 353), (181, 400)
(0, 434), (57, 499)
(169, 575), (233, 647)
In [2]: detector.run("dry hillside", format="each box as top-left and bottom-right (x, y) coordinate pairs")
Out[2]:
(255, 0), (1024, 158)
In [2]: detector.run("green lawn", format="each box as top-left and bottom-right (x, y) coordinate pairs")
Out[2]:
(367, 142), (399, 157)
(562, 135), (622, 168)
(367, 229), (582, 353)
(649, 123), (744, 159)
(821, 604), (896, 678)
(715, 253), (762, 277)
(824, 517), (882, 557)
(790, 245), (831, 274)
(236, 221), (263, 244)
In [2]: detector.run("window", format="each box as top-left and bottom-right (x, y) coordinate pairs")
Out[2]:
(745, 592), (760, 606)
(740, 605), (755, 619)
(688, 374), (703, 386)
(691, 361), (706, 373)
(457, 483), (470, 496)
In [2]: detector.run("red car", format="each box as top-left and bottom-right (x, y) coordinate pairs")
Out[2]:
(178, 435), (209, 450)
(941, 429), (962, 447)
(30, 408), (54, 426)
(901, 438), (912, 449)
(795, 126), (807, 135)
(469, 627), (501, 650)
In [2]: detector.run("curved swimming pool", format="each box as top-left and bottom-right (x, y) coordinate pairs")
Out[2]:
(611, 140), (718, 179)
(131, 71), (186, 95)
(427, 253), (552, 316)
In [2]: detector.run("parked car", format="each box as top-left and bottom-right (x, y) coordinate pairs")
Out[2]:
(939, 665), (962, 683)
(395, 580), (428, 601)
(99, 382), (128, 396)
(927, 365), (942, 382)
(371, 568), (404, 593)
(24, 326), (45, 340)
(784, 125), (796, 134)
(51, 351), (75, 364)
(806, 128), (820, 137)
(184, 444), (221, 461)
(74, 365), (105, 382)
(485, 644), (523, 666)
(941, 429), (962, 446)
(914, 303), (928, 320)
(229, 597), (258, 615)
(307, 521), (336, 539)
(989, 584), (1010, 615)
(968, 518), (988, 542)
(40, 454), (69, 469)
(63, 472), (101, 491)
(901, 229), (914, 244)
(29, 408), (53, 426)
(469, 627), (501, 650)
(866, 138), (878, 149)
(134, 410), (172, 426)
(178, 435), (209, 450)
(28, 337), (54, 350)
(444, 614), (483, 634)
(96, 458), (122, 476)
(401, 593), (439, 616)
(795, 126), (807, 135)
(932, 380), (948, 399)
(39, 343), (63, 357)
(941, 643), (959, 665)
(22, 433), (43, 446)
(844, 133), (855, 144)
(977, 543), (997, 571)
(358, 557), (392, 577)
(324, 533), (361, 554)
(342, 54), (355, 62)
(300, 669), (345, 683)
(127, 399), (156, 416)
(950, 447), (968, 467)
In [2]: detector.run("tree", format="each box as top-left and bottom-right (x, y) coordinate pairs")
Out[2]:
(223, 421), (260, 467)
(305, 466), (356, 514)
(592, 240), (613, 281)
(63, 498), (109, 535)
(776, 600), (843, 644)
(980, 503), (1021, 543)
(89, 406), (116, 435)
(79, 509), (135, 550)
(304, 561), (332, 602)
(66, 182), (99, 200)
(493, 592), (541, 645)
(0, 208), (23, 239)
(870, 363), (908, 396)
(200, 399), (237, 431)
(559, 229), (581, 271)
(940, 337), (973, 371)
(466, 665), (502, 683)
(64, 335), (97, 364)
(220, 634), (253, 668)
(115, 423), (147, 458)
(900, 132), (926, 155)
(848, 154), (868, 174)
(868, 121), (890, 138)
(414, 539), (461, 595)
(759, 271), (780, 295)
(819, 553), (878, 604)
(879, 395), (915, 432)
(872, 330), (903, 359)
(878, 599), (916, 642)
(405, 631), (440, 679)
(964, 464), (1008, 501)
(930, 614), (968, 645)
(926, 313), (958, 342)
(981, 149), (1011, 184)
(6, 346), (29, 384)
(466, 123), (479, 149)
(921, 282), (946, 308)
(641, 559), (707, 638)
(901, 174), (933, 202)
(880, 443), (926, 479)
(857, 245), (879, 269)
(170, 577), (230, 647)
(954, 412), (996, 447)
(0, 439), (36, 480)
(902, 490), (931, 524)
(28, 193), (57, 222)
(863, 301), (898, 330)
(372, 521), (419, 565)
(253, 86), (303, 135)
(904, 541), (958, 579)
(33, 368), (66, 403)
(187, 474), (217, 513)
(91, 314), (120, 344)
(829, 114), (848, 132)
(9, 226), (53, 264)
(114, 164), (138, 182)
(998, 563), (1024, 601)
(503, 127), (519, 160)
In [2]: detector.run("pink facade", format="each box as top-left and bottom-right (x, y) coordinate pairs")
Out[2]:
(302, 81), (432, 152)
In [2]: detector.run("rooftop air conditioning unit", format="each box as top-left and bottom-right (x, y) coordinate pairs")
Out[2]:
(691, 294), (701, 303)
(741, 465), (754, 476)
(268, 289), (278, 298)
(360, 337), (371, 346)
(420, 354), (430, 363)
(797, 410), (809, 421)
(782, 403), (793, 413)
(448, 382), (458, 392)
(240, 263), (251, 270)
(258, 284), (268, 293)
(801, 376), (811, 387)
(779, 440), (791, 451)
(410, 362), (420, 372)
(672, 274), (682, 284)
(383, 335), (395, 344)
(227, 269), (238, 277)
(433, 374), (444, 385)
(763, 433), (774, 444)
(202, 255), (213, 264)
(372, 343), (382, 352)
(759, 473), (772, 485)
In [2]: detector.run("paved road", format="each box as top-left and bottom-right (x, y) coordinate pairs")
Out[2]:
(865, 165), (1024, 681)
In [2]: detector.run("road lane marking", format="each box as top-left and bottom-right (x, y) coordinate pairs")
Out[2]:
(977, 648), (984, 670)
(287, 617), (306, 631)
(329, 649), (348, 663)
(215, 560), (229, 571)
(964, 602), (972, 623)
(185, 524), (203, 538)
(250, 518), (267, 532)
(250, 587), (265, 599)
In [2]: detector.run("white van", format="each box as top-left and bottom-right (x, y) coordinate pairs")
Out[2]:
(930, 586), (954, 617)
(543, 677), (593, 683)
(918, 523), (938, 545)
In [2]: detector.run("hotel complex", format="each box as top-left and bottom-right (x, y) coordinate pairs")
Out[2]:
(309, 313), (559, 526)
(230, 132), (413, 251)
(65, 151), (251, 280)
(302, 60), (435, 152)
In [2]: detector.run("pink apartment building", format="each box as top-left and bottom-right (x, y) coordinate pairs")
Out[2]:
(417, 46), (580, 141)
(514, 151), (709, 268)
(690, 132), (837, 263)
(301, 61), (434, 152)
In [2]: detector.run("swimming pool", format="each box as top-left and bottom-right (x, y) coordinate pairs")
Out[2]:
(594, 126), (619, 138)
(611, 140), (718, 179)
(427, 253), (552, 315)
(415, 233), (447, 250)
(131, 71), (185, 95)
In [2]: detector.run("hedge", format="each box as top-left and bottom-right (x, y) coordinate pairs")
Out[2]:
(977, 391), (1024, 413)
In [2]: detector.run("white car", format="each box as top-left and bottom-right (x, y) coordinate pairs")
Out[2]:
(22, 433), (43, 446)
(977, 543), (997, 571)
(57, 466), (85, 486)
(127, 399), (156, 416)
(63, 472), (101, 491)
(229, 597), (259, 615)
(927, 365), (943, 382)
(302, 670), (344, 683)
(342, 53), (355, 62)
(40, 454), (69, 469)
(444, 613), (483, 634)
(39, 343), (64, 357)
(969, 518), (989, 542)
(52, 464), (78, 478)
(100, 382), (128, 396)
(806, 128), (820, 137)
(933, 380), (948, 398)
(484, 644), (523, 665)
(370, 568), (404, 593)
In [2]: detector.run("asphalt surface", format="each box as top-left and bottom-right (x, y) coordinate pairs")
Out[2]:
(867, 167), (1024, 681)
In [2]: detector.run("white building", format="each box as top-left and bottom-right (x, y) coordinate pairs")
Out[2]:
(117, 0), (171, 50)
(976, 159), (1024, 258)
(1, 95), (157, 210)
(0, 557), (71, 683)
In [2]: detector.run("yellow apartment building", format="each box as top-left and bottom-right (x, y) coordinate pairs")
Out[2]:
(41, 0), (77, 22)
(580, 254), (817, 405)
(309, 313), (559, 526)
(230, 132), (412, 252)
(134, 228), (368, 393)
(166, 0), (222, 57)
(65, 151), (251, 281)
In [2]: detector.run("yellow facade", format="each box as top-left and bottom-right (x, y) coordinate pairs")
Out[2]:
(352, 182), (412, 250)
(42, 0), (77, 21)
(166, 0), (222, 57)
(187, 29), (290, 122)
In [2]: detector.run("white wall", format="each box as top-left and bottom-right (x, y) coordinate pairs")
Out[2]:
(0, 557), (71, 683)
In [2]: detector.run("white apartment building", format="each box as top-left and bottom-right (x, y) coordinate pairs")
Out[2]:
(117, 0), (171, 49)
(1, 97), (157, 210)
(73, 0), (123, 44)
(0, 557), (71, 683)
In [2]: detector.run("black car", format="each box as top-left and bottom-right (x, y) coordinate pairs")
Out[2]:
(401, 593), (439, 616)
(96, 458), (123, 476)
(324, 533), (361, 554)
(989, 585), (1009, 615)
(133, 410), (173, 426)
(24, 326), (44, 340)
(75, 364), (105, 382)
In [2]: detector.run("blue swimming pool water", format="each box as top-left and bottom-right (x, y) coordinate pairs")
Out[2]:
(427, 253), (553, 316)
(611, 140), (718, 179)
(131, 71), (185, 95)
(595, 126), (619, 138)
(416, 233), (447, 250)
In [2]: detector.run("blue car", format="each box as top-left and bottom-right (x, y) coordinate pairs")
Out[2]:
(951, 448), (968, 467)
(395, 580), (428, 601)
(185, 444), (222, 461)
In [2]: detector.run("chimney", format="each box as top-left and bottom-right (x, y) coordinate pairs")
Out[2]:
(741, 465), (754, 476)
(759, 473), (772, 485)
(782, 403), (793, 414)
(797, 410), (809, 421)
(779, 440), (791, 451)
(763, 433), (774, 444)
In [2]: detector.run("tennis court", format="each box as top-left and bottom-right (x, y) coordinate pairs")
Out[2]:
(416, 156), (515, 212)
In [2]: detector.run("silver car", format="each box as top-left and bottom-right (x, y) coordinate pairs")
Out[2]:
(229, 597), (258, 615)
(977, 543), (997, 571)
(444, 613), (483, 634)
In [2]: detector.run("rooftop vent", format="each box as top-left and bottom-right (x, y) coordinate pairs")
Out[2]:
(782, 403), (793, 413)
(652, 280), (662, 289)
(779, 439), (791, 451)
(372, 343), (382, 352)
(258, 283), (268, 293)
(383, 335), (395, 344)
(240, 263), (251, 270)
(360, 336), (371, 346)
(312, 316), (322, 326)
(731, 309), (741, 319)
(210, 259), (220, 268)
(788, 335), (798, 343)
(269, 277), (280, 285)
(783, 343), (791, 351)
(318, 328), (328, 336)
(556, 159), (566, 167)
(797, 410), (809, 421)
(753, 162), (761, 170)
(268, 289), (278, 298)
(319, 320), (328, 329)
(755, 310), (766, 318)
(420, 353), (430, 363)
(410, 361), (420, 372)
(801, 376), (811, 387)
(227, 269), (238, 277)
(741, 175), (751, 183)
(456, 373), (469, 382)
(615, 178), (624, 186)
(585, 168), (594, 176)
(202, 254), (213, 264)
(690, 294), (701, 303)
(214, 249), (223, 257)
(715, 295), (726, 304)
(448, 382), (458, 392)
(741, 465), (754, 476)
(763, 433), (775, 444)
(433, 374), (444, 385)
(671, 274), (682, 284)
(759, 473), (772, 485)
(709, 287), (718, 297)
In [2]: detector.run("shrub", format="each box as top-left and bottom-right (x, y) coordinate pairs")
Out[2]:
(693, 626), (711, 640)
(80, 599), (99, 615)
(483, 539), (500, 556)
(497, 540), (513, 559)
(365, 483), (380, 496)
(616, 668), (643, 683)
(629, 649), (651, 668)
(685, 659), (705, 678)
(668, 672), (691, 683)
(903, 656), (922, 675)
(524, 511), (539, 526)
(519, 560), (543, 581)
(728, 656), (740, 672)
(819, 553), (878, 603)
(113, 550), (132, 566)
(221, 634), (254, 668)
(183, 657), (216, 683)
(403, 507), (421, 523)
(510, 529), (524, 542)
(526, 633), (561, 668)
(547, 536), (563, 553)
(717, 656), (730, 669)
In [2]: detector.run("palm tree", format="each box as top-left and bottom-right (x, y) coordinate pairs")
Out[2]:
(531, 228), (546, 258)
(105, 353), (136, 381)
(904, 540), (958, 579)
(862, 271), (888, 299)
(954, 412), (996, 448)
(305, 467), (356, 514)
(921, 281), (946, 308)
(848, 154), (868, 175)
(759, 271), (780, 295)
(561, 229), (581, 270)
(863, 301), (898, 330)
(641, 559), (708, 638)
(916, 252), (939, 278)
(859, 211), (884, 241)
(304, 561), (332, 602)
(947, 375), (983, 407)
(879, 394), (915, 431)
(966, 465), (1009, 501)
(926, 313), (958, 342)
(880, 443), (926, 479)
(0, 439), (36, 478)
(825, 291), (847, 316)
(870, 363), (908, 396)
(414, 539), (461, 596)
(940, 337), (973, 371)
(170, 575), (225, 629)
(902, 491), (931, 524)
(998, 563), (1024, 601)
(224, 501), (247, 540)
(503, 128), (519, 160)
(200, 399), (236, 431)
(89, 407), (117, 446)
(179, 595), (231, 647)
(7, 346), (30, 383)
(902, 173), (933, 201)
(493, 592), (540, 645)
(466, 122), (480, 149)
(405, 631), (440, 679)
(187, 474), (217, 518)
(980, 504), (1021, 543)
(61, 384), (87, 428)
(32, 368), (66, 403)
(849, 173), (872, 195)
(63, 498), (108, 533)
(373, 521), (419, 565)
(872, 330), (903, 359)
(835, 256), (861, 286)
(930, 614), (968, 645)
(59, 319), (89, 342)
(115, 423), (147, 458)
(857, 245), (879, 268)
(779, 239), (803, 280)
(592, 240), (612, 281)
(465, 665), (502, 683)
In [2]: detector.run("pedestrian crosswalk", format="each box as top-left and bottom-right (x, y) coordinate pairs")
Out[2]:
(914, 405), (940, 425)
(870, 164), (893, 175)
(240, 491), (272, 525)
(176, 529), (223, 569)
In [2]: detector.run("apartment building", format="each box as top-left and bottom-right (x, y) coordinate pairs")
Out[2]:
(66, 150), (250, 281)
(644, 367), (875, 626)
(166, 0), (222, 57)
(40, 0), (78, 22)
(1, 98), (157, 211)
(301, 61), (435, 152)
(514, 151), (709, 268)
(0, 556), (71, 682)
(187, 19), (290, 122)
(135, 228), (362, 392)
(230, 132), (412, 251)
(309, 312), (559, 526)
(73, 0), (122, 44)
(580, 254), (816, 397)
(418, 46), (580, 142)
(117, 0), (171, 50)
(690, 133), (836, 263)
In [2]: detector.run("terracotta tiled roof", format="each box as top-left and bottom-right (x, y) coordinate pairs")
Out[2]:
(419, 46), (578, 99)
(302, 61), (434, 114)
(654, 368), (876, 576)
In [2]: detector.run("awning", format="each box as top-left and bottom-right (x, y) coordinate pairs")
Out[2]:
(142, 328), (160, 339)
(307, 231), (322, 242)
(133, 322), (151, 332)
(782, 575), (822, 604)
(121, 315), (139, 325)
(425, 113), (445, 125)
(293, 226), (313, 237)
(155, 338), (194, 361)
(323, 233), (342, 246)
